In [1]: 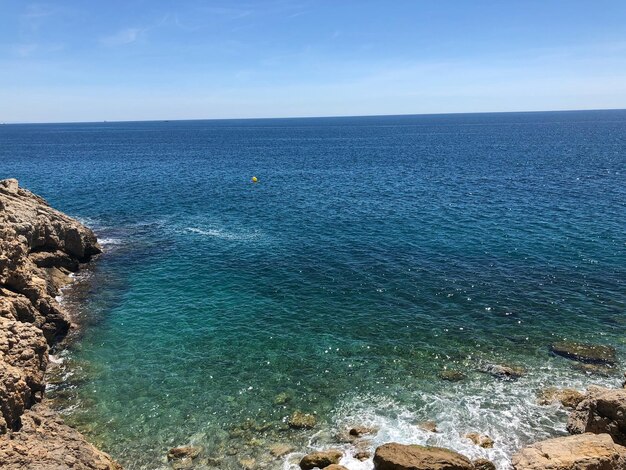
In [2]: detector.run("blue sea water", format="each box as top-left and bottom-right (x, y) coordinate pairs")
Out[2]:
(1, 111), (625, 469)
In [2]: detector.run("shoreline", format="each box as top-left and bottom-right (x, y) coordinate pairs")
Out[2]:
(0, 178), (122, 469)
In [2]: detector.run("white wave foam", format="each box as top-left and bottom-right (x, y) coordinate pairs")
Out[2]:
(99, 237), (124, 246)
(313, 371), (619, 470)
(185, 227), (264, 241)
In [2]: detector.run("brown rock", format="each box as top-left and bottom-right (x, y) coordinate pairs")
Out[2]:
(465, 432), (494, 448)
(300, 449), (343, 470)
(289, 411), (317, 429)
(239, 457), (256, 469)
(512, 433), (626, 469)
(325, 465), (349, 470)
(438, 369), (466, 382)
(472, 458), (496, 470)
(0, 404), (121, 470)
(417, 421), (438, 433)
(373, 442), (473, 470)
(567, 386), (626, 445)
(537, 387), (585, 408)
(269, 443), (294, 457)
(572, 362), (615, 377)
(551, 341), (617, 365)
(480, 363), (525, 380)
(167, 446), (202, 461)
(0, 180), (116, 469)
(355, 450), (371, 461)
(349, 425), (377, 437)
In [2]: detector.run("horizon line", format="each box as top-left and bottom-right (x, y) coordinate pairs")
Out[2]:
(1, 106), (625, 126)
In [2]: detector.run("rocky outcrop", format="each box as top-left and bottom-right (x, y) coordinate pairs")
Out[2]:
(538, 387), (585, 409)
(288, 411), (317, 429)
(299, 449), (343, 470)
(373, 443), (473, 470)
(0, 405), (121, 470)
(472, 459), (496, 470)
(0, 179), (118, 469)
(479, 363), (525, 380)
(567, 387), (626, 445)
(511, 433), (626, 470)
(551, 342), (617, 365)
(464, 432), (494, 448)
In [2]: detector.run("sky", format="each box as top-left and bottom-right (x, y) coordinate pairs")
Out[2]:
(1, 0), (626, 123)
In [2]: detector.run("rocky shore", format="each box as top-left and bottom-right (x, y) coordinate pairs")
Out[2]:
(2, 178), (625, 470)
(0, 179), (120, 469)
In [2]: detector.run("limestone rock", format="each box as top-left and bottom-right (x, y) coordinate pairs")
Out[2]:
(373, 443), (473, 470)
(289, 411), (317, 429)
(269, 443), (294, 457)
(512, 433), (626, 469)
(567, 387), (626, 445)
(0, 180), (116, 469)
(537, 387), (585, 408)
(417, 421), (438, 433)
(0, 317), (47, 431)
(349, 425), (377, 437)
(300, 449), (343, 470)
(239, 457), (256, 469)
(465, 432), (494, 448)
(480, 363), (525, 380)
(473, 458), (496, 470)
(551, 341), (617, 365)
(0, 405), (121, 470)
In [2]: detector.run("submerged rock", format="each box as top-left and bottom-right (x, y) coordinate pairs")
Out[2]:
(354, 450), (371, 461)
(373, 442), (473, 470)
(480, 363), (525, 380)
(167, 446), (202, 461)
(550, 341), (617, 365)
(239, 457), (256, 469)
(438, 369), (466, 382)
(464, 432), (494, 448)
(572, 362), (615, 377)
(300, 449), (343, 470)
(567, 386), (626, 445)
(512, 433), (626, 469)
(288, 411), (317, 429)
(269, 443), (294, 457)
(537, 387), (585, 408)
(274, 392), (291, 405)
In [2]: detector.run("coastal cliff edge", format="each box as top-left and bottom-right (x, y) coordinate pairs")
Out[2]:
(0, 178), (121, 469)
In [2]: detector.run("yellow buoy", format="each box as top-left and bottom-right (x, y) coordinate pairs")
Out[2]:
(251, 176), (258, 183)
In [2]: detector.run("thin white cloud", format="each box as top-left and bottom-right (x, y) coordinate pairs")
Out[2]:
(100, 28), (142, 47)
(12, 43), (38, 57)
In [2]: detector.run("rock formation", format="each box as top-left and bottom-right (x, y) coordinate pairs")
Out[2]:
(511, 433), (626, 470)
(0, 179), (120, 469)
(299, 449), (343, 470)
(550, 342), (617, 365)
(373, 443), (474, 470)
(567, 386), (626, 446)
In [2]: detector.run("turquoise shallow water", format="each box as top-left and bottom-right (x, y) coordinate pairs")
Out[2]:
(1, 111), (625, 469)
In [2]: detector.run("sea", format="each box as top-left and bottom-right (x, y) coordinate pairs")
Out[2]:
(1, 110), (625, 469)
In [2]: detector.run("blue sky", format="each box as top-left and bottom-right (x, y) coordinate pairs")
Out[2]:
(1, 1), (626, 122)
